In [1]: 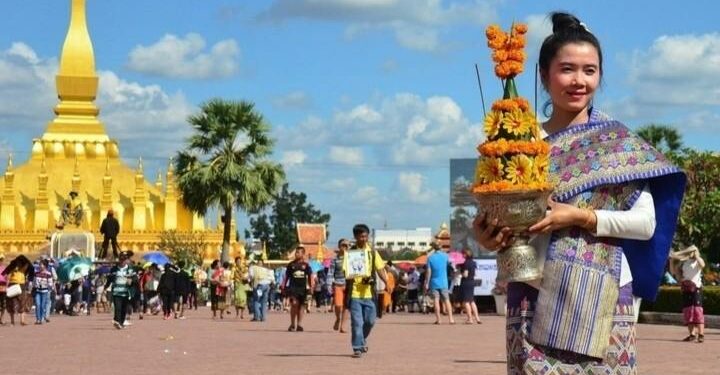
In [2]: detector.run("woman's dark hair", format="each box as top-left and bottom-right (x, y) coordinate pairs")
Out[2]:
(222, 261), (231, 269)
(539, 12), (603, 78)
(210, 259), (219, 269)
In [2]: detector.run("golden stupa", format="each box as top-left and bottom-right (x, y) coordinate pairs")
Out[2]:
(0, 0), (234, 260)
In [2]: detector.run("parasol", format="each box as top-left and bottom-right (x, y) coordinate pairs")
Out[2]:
(142, 251), (170, 266)
(57, 257), (92, 282)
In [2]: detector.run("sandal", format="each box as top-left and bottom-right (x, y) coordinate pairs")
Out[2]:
(682, 335), (697, 342)
(698, 335), (705, 343)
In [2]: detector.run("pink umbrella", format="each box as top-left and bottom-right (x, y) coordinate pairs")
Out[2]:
(448, 251), (465, 265)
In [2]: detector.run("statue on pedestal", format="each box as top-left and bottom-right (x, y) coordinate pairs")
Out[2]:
(57, 191), (83, 229)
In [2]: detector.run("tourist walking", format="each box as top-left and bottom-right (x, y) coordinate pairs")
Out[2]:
(459, 249), (481, 324)
(158, 263), (179, 320)
(282, 246), (313, 332)
(344, 224), (389, 358)
(210, 260), (229, 319)
(106, 251), (137, 329)
(141, 264), (160, 317)
(672, 245), (706, 343)
(329, 239), (348, 332)
(232, 257), (249, 318)
(2, 255), (34, 326)
(406, 266), (420, 313)
(250, 260), (274, 322)
(425, 243), (455, 324)
(33, 260), (53, 325)
(99, 209), (120, 259)
(473, 12), (685, 373)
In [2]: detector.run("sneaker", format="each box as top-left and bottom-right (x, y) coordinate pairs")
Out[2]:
(698, 334), (705, 343)
(352, 350), (363, 358)
(287, 325), (296, 332)
(361, 347), (368, 353)
(296, 326), (304, 332)
(178, 316), (187, 320)
(123, 320), (132, 326)
(113, 321), (122, 330)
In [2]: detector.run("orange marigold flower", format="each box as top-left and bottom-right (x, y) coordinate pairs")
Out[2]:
(508, 50), (527, 62)
(492, 50), (509, 63)
(485, 24), (503, 39)
(488, 35), (508, 50)
(491, 99), (519, 112)
(513, 23), (528, 35)
(508, 36), (526, 49)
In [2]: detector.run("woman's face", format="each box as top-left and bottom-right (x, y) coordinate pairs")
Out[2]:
(544, 42), (601, 115)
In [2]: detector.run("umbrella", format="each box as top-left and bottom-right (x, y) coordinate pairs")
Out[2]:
(414, 254), (427, 265)
(142, 251), (170, 266)
(308, 259), (323, 273)
(448, 251), (465, 265)
(57, 257), (92, 282)
(395, 262), (414, 272)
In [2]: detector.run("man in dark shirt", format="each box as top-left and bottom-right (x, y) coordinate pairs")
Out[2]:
(99, 210), (120, 259)
(282, 246), (313, 332)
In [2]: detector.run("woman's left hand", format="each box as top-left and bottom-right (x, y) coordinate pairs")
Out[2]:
(529, 198), (589, 234)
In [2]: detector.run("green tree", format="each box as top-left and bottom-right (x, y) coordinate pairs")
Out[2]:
(175, 99), (285, 262)
(637, 124), (683, 155)
(159, 230), (206, 267)
(247, 184), (331, 259)
(671, 149), (720, 262)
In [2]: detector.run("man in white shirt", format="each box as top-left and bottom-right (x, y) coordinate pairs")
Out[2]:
(406, 267), (420, 313)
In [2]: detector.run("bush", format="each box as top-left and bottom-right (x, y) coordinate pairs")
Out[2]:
(641, 286), (720, 315)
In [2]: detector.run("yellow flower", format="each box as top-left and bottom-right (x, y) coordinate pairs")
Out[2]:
(476, 157), (504, 183)
(533, 154), (549, 181)
(483, 111), (503, 138)
(502, 109), (532, 137)
(505, 154), (533, 184)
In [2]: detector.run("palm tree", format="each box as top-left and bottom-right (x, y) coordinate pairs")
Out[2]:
(175, 99), (285, 262)
(636, 124), (683, 155)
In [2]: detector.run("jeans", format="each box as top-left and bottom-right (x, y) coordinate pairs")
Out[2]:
(34, 291), (49, 322)
(253, 284), (270, 321)
(45, 290), (54, 319)
(349, 298), (376, 351)
(113, 295), (129, 325)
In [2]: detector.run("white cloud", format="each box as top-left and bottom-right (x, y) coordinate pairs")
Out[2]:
(628, 33), (720, 106)
(326, 177), (357, 192)
(280, 150), (307, 167)
(396, 172), (435, 203)
(353, 185), (381, 203)
(272, 90), (313, 110)
(127, 33), (240, 79)
(258, 0), (497, 52)
(0, 42), (195, 170)
(381, 58), (398, 72)
(328, 146), (364, 165)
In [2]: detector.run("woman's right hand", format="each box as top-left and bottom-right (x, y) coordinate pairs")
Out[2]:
(472, 212), (513, 252)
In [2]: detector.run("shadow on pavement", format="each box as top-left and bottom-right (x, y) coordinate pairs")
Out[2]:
(454, 359), (506, 364)
(265, 354), (351, 358)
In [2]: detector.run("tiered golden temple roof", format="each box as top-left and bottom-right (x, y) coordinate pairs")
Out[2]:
(0, 0), (225, 258)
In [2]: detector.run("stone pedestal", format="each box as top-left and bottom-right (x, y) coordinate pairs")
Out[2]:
(50, 228), (95, 259)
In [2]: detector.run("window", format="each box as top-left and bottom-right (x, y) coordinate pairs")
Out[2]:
(408, 242), (415, 246)
(387, 242), (395, 246)
(419, 242), (427, 246)
(376, 242), (384, 246)
(397, 242), (405, 246)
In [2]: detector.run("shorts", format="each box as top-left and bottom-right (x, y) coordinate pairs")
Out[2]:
(286, 287), (308, 304)
(0, 292), (6, 311)
(333, 286), (345, 308)
(431, 288), (450, 301)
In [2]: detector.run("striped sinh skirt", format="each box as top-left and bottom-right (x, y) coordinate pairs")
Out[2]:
(682, 286), (704, 325)
(506, 282), (637, 374)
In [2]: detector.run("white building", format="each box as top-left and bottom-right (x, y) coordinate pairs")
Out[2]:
(372, 227), (433, 252)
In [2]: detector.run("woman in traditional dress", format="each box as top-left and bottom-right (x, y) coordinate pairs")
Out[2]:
(1, 255), (34, 326)
(671, 245), (706, 343)
(474, 12), (686, 374)
(210, 260), (228, 319)
(232, 257), (249, 319)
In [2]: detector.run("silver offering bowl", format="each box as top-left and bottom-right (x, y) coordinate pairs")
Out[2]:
(474, 188), (553, 283)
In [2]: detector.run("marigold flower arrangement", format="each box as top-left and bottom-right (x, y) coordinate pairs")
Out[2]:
(473, 22), (552, 194)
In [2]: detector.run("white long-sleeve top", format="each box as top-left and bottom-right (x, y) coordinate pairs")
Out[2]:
(531, 186), (656, 287)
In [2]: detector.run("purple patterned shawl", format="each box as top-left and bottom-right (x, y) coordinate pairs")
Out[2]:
(529, 109), (686, 358)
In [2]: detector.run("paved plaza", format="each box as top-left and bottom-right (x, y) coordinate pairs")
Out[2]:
(0, 309), (717, 374)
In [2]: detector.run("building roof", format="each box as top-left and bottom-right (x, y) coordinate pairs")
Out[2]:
(296, 223), (326, 244)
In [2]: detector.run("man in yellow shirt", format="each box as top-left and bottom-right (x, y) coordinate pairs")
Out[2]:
(342, 224), (388, 358)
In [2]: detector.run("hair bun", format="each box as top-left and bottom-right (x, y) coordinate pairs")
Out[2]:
(550, 12), (584, 34)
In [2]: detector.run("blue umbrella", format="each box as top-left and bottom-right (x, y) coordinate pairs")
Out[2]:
(142, 251), (170, 266)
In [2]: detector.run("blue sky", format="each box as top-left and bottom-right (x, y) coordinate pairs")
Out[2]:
(1, 0), (719, 242)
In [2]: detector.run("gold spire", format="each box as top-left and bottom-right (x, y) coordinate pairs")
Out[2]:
(1, 154), (16, 230)
(6, 153), (13, 172)
(155, 171), (163, 190)
(101, 157), (113, 212)
(42, 0), (109, 146)
(71, 156), (81, 193)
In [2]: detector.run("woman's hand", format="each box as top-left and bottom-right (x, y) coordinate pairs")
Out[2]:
(529, 198), (595, 234)
(472, 213), (513, 252)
